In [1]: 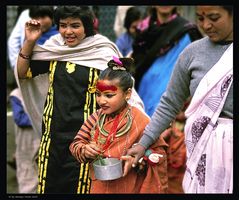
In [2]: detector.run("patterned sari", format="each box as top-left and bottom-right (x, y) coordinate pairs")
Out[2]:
(182, 44), (233, 193)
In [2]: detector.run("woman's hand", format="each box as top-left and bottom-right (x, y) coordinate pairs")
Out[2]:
(25, 20), (42, 43)
(125, 144), (146, 168)
(121, 154), (148, 176)
(121, 155), (134, 177)
(17, 19), (42, 79)
(84, 141), (101, 160)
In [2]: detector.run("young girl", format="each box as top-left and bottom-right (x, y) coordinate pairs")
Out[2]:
(70, 57), (168, 193)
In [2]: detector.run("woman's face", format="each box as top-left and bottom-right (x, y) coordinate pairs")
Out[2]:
(155, 6), (176, 15)
(129, 19), (141, 37)
(196, 6), (233, 42)
(59, 17), (86, 47)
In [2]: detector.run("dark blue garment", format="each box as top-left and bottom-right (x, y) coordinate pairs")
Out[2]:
(138, 34), (191, 117)
(37, 25), (58, 45)
(9, 96), (32, 127)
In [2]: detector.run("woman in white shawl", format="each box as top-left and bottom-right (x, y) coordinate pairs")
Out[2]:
(126, 6), (233, 193)
(15, 6), (143, 194)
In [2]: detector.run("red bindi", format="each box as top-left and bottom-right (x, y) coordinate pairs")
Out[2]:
(96, 81), (117, 92)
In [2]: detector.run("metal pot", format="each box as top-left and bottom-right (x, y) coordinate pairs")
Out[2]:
(93, 157), (123, 181)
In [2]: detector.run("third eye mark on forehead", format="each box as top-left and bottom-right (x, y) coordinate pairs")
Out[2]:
(96, 81), (118, 92)
(196, 11), (220, 18)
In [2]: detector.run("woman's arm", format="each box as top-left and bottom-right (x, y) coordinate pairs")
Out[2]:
(17, 20), (42, 78)
(126, 46), (192, 166)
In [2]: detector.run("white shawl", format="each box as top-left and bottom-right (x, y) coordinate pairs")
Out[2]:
(31, 33), (121, 71)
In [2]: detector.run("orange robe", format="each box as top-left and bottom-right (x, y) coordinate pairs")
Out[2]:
(70, 106), (168, 193)
(163, 122), (186, 193)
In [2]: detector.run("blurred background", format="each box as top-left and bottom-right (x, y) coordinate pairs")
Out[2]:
(6, 5), (197, 193)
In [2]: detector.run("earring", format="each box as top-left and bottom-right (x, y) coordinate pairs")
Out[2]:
(125, 97), (129, 101)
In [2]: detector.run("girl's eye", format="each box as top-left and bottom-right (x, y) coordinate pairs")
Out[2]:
(59, 24), (67, 28)
(106, 94), (114, 98)
(59, 24), (81, 29)
(72, 25), (80, 28)
(95, 92), (101, 97)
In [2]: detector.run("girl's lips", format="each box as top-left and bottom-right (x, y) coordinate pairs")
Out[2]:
(100, 106), (109, 110)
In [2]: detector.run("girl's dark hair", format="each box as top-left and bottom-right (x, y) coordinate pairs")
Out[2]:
(99, 58), (134, 92)
(222, 6), (233, 15)
(29, 6), (54, 19)
(124, 7), (141, 31)
(54, 6), (95, 37)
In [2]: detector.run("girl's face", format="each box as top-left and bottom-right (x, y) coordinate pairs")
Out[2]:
(59, 17), (86, 47)
(196, 6), (233, 42)
(96, 79), (131, 116)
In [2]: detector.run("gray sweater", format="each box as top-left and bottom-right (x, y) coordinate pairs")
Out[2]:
(139, 36), (233, 148)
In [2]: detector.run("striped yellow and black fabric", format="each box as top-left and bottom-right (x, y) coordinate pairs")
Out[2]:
(37, 60), (56, 194)
(36, 60), (99, 194)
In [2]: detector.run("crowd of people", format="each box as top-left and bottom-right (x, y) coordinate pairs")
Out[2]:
(7, 5), (233, 194)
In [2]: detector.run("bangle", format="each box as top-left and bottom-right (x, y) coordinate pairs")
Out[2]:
(19, 48), (31, 60)
(144, 149), (152, 157)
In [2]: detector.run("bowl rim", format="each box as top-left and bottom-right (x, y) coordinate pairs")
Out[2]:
(93, 157), (122, 168)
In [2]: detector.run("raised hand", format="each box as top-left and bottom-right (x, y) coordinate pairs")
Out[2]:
(25, 20), (42, 43)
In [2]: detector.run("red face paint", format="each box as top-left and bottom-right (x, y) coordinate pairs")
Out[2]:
(96, 80), (117, 92)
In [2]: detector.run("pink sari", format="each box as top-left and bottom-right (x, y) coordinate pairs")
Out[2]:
(182, 44), (233, 193)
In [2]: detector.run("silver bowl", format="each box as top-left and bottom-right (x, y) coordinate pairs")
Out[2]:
(93, 157), (123, 181)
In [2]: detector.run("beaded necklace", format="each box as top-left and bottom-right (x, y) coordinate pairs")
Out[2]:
(93, 106), (132, 152)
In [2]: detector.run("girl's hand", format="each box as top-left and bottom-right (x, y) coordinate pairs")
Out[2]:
(84, 141), (101, 160)
(25, 20), (42, 43)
